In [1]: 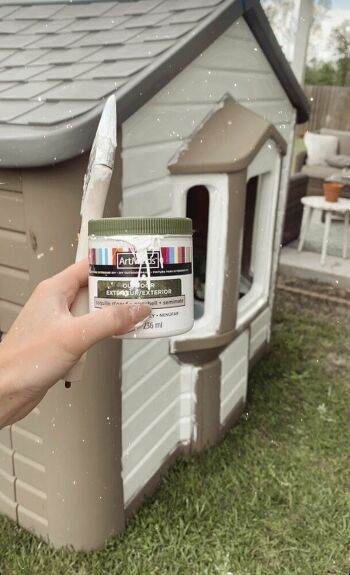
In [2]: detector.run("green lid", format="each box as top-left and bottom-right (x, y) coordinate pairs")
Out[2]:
(88, 217), (192, 236)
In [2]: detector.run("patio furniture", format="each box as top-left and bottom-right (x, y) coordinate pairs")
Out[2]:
(298, 195), (350, 266)
(282, 173), (308, 246)
(295, 129), (350, 198)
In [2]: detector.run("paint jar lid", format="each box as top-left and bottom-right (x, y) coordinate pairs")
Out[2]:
(88, 217), (192, 236)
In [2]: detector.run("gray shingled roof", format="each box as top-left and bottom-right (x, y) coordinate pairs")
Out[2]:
(0, 0), (309, 167)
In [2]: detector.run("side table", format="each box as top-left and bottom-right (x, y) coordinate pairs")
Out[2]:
(297, 195), (350, 265)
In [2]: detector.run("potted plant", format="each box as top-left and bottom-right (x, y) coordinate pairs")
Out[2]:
(323, 180), (343, 203)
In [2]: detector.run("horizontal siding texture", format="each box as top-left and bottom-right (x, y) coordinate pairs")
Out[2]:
(122, 18), (294, 202)
(220, 331), (249, 424)
(0, 190), (25, 232)
(249, 308), (271, 360)
(122, 338), (181, 505)
(0, 228), (29, 271)
(0, 423), (16, 520)
(0, 169), (26, 339)
(10, 408), (47, 530)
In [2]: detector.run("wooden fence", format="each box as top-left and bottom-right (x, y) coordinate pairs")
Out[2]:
(300, 85), (350, 133)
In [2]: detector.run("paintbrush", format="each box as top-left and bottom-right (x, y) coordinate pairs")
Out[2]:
(64, 94), (117, 387)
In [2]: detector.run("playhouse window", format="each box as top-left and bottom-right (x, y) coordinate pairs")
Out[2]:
(186, 185), (209, 320)
(239, 176), (259, 298)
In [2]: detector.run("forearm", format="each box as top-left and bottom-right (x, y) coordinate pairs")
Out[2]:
(0, 261), (150, 428)
(0, 348), (45, 428)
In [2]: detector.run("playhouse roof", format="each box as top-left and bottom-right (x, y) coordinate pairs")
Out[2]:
(0, 0), (309, 168)
(169, 96), (287, 174)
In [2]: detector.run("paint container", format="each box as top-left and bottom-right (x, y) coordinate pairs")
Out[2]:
(88, 217), (194, 338)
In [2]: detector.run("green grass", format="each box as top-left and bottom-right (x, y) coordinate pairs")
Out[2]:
(1, 294), (350, 575)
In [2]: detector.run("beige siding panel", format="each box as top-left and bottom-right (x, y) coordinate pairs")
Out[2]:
(123, 373), (179, 445)
(14, 453), (46, 492)
(244, 100), (293, 125)
(0, 427), (12, 449)
(0, 444), (14, 476)
(224, 19), (256, 41)
(11, 426), (44, 466)
(221, 361), (246, 403)
(17, 506), (48, 539)
(0, 265), (30, 305)
(0, 300), (21, 332)
(123, 105), (209, 149)
(0, 469), (15, 500)
(14, 408), (41, 437)
(249, 308), (271, 360)
(122, 338), (153, 362)
(195, 36), (271, 73)
(123, 356), (178, 422)
(16, 480), (47, 519)
(123, 399), (180, 473)
(0, 229), (29, 271)
(152, 67), (280, 105)
(221, 332), (248, 378)
(275, 123), (293, 138)
(0, 492), (17, 521)
(0, 191), (25, 232)
(0, 170), (22, 193)
(122, 141), (179, 189)
(221, 381), (246, 423)
(123, 178), (173, 216)
(124, 424), (179, 505)
(122, 339), (168, 390)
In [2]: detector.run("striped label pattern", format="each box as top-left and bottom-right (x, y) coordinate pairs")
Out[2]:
(161, 247), (191, 264)
(89, 247), (191, 266)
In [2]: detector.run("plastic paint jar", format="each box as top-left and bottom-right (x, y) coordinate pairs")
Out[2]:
(88, 217), (194, 338)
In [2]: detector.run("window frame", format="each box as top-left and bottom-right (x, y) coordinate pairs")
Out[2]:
(171, 173), (231, 344)
(236, 139), (282, 329)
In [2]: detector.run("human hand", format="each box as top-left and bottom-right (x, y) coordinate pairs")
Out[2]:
(0, 259), (151, 428)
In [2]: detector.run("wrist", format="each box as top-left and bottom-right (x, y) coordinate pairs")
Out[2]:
(0, 345), (41, 428)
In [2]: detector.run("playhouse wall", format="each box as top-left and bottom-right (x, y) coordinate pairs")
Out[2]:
(0, 158), (87, 538)
(0, 155), (128, 549)
(121, 16), (296, 507)
(0, 169), (28, 523)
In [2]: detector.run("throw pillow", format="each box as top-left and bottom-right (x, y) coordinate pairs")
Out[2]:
(304, 131), (338, 166)
(326, 154), (350, 169)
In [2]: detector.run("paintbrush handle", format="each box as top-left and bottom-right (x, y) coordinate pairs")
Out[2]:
(64, 165), (113, 386)
(64, 286), (89, 384)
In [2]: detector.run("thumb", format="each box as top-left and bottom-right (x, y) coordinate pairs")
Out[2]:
(66, 304), (151, 356)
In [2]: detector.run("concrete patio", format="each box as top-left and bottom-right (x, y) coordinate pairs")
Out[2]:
(279, 209), (350, 289)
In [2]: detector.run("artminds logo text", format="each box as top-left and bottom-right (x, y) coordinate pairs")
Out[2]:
(117, 251), (160, 269)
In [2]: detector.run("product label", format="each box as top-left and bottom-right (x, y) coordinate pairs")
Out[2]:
(95, 279), (185, 309)
(89, 248), (192, 277)
(116, 251), (160, 269)
(97, 279), (181, 298)
(88, 239), (194, 338)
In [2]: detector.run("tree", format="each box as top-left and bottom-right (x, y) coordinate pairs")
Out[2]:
(331, 20), (350, 86)
(304, 60), (337, 85)
(306, 20), (350, 87)
(262, 0), (331, 63)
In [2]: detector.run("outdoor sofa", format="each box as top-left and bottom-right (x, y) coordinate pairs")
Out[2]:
(295, 128), (350, 198)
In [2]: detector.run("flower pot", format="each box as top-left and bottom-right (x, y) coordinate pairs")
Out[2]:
(323, 181), (343, 203)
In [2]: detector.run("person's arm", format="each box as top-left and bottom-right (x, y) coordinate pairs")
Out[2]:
(0, 259), (150, 428)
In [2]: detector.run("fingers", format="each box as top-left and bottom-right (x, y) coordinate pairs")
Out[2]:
(65, 304), (152, 357)
(49, 259), (89, 306)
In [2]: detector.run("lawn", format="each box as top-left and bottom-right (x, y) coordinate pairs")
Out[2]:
(1, 292), (350, 575)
